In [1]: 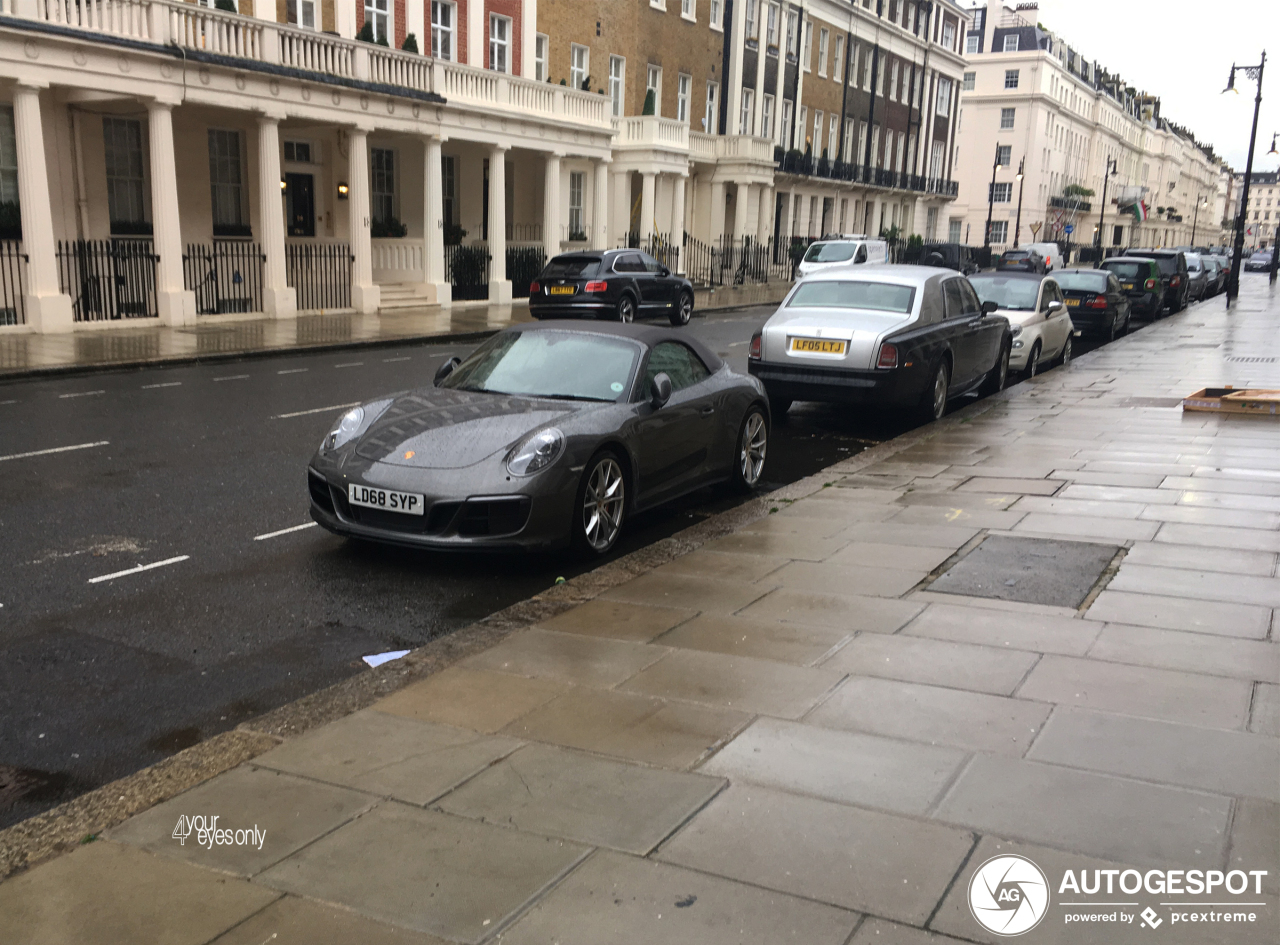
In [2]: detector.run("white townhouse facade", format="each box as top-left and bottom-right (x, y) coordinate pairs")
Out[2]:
(948, 1), (1223, 254)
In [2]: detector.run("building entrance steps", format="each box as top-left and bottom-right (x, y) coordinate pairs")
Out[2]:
(4, 277), (1280, 943)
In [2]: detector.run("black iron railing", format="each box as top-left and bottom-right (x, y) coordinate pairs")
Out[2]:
(184, 241), (265, 315)
(618, 232), (682, 273)
(773, 148), (959, 196)
(682, 235), (802, 288)
(57, 239), (158, 321)
(446, 244), (490, 300)
(507, 246), (546, 299)
(286, 242), (352, 310)
(0, 240), (27, 326)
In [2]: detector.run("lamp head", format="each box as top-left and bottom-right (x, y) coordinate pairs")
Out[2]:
(1223, 67), (1237, 94)
(1269, 132), (1278, 156)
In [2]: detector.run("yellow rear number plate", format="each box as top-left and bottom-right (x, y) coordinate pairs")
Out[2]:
(1122, 283), (1134, 290)
(790, 337), (847, 354)
(1065, 298), (1080, 307)
(549, 286), (575, 295)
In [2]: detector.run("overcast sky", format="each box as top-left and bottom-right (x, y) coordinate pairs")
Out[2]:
(1027, 0), (1279, 172)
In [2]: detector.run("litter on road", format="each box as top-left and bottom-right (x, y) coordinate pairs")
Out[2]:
(362, 650), (411, 668)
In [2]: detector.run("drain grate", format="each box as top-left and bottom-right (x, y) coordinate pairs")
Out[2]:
(928, 536), (1121, 608)
(1224, 356), (1278, 363)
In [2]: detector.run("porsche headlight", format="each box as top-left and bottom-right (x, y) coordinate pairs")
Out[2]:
(324, 406), (365, 451)
(506, 428), (565, 476)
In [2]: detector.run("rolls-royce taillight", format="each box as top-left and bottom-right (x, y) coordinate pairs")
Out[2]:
(877, 343), (899, 369)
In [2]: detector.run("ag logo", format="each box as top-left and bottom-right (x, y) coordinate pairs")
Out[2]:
(968, 854), (1050, 936)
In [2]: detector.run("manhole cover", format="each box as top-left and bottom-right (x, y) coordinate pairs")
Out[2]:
(929, 536), (1120, 608)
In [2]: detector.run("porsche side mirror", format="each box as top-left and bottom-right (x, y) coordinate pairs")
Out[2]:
(650, 372), (672, 409)
(433, 356), (461, 386)
(981, 300), (999, 315)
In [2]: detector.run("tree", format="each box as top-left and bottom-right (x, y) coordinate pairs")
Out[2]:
(1063, 183), (1095, 198)
(642, 89), (656, 115)
(357, 22), (375, 43)
(401, 33), (419, 54)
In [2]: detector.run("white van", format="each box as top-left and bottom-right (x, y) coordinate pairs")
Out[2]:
(796, 237), (890, 278)
(1026, 242), (1061, 271)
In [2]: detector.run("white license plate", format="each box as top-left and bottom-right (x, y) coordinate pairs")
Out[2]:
(348, 483), (424, 516)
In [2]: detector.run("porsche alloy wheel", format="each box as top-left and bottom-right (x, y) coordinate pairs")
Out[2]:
(578, 454), (626, 554)
(736, 409), (768, 490)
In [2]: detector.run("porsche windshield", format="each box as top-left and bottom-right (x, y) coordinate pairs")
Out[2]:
(968, 276), (1041, 311)
(788, 280), (915, 313)
(441, 331), (640, 402)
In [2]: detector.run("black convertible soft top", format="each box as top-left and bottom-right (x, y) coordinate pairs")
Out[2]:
(510, 319), (725, 373)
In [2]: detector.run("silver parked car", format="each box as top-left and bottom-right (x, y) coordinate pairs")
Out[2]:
(747, 266), (1011, 423)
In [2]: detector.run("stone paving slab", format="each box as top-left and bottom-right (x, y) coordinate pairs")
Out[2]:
(460, 628), (668, 687)
(738, 587), (925, 633)
(652, 611), (851, 665)
(436, 744), (724, 855)
(499, 849), (858, 945)
(255, 804), (590, 943)
(849, 918), (969, 945)
(956, 477), (1066, 496)
(651, 548), (790, 582)
(1120, 541), (1277, 577)
(1085, 590), (1273, 639)
(1252, 682), (1280, 736)
(601, 572), (778, 612)
(657, 784), (975, 924)
(700, 717), (967, 816)
(826, 541), (959, 572)
(534, 598), (697, 643)
(822, 633), (1040, 696)
(209, 895), (450, 945)
(901, 602), (1102, 656)
(1087, 623), (1280, 681)
(371, 666), (567, 734)
(1229, 798), (1280, 896)
(765, 560), (929, 598)
(1109, 563), (1280, 608)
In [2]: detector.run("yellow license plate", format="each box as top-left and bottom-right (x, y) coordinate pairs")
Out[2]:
(790, 337), (847, 354)
(548, 286), (575, 295)
(1122, 283), (1134, 290)
(1065, 298), (1080, 307)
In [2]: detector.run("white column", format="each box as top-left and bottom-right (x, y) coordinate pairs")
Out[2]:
(11, 84), (73, 333)
(422, 135), (450, 305)
(406, 0), (426, 51)
(488, 144), (510, 302)
(670, 174), (687, 272)
(256, 116), (296, 317)
(610, 168), (628, 244)
(733, 183), (753, 239)
(467, 0), (485, 67)
(796, 191), (811, 238)
(592, 159), (610, 250)
(756, 184), (774, 240)
(147, 101), (195, 326)
(709, 180), (727, 243)
(348, 127), (380, 313)
(542, 152), (561, 256)
(639, 171), (656, 242)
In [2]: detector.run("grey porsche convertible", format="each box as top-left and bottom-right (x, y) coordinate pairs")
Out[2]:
(307, 322), (770, 555)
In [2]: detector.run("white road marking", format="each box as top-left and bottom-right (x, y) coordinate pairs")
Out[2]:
(0, 441), (110, 463)
(59, 390), (105, 399)
(334, 362), (364, 368)
(88, 555), (189, 584)
(214, 374), (250, 382)
(272, 402), (361, 419)
(0, 399), (17, 405)
(277, 368), (308, 375)
(382, 356), (411, 363)
(254, 522), (318, 541)
(142, 382), (182, 389)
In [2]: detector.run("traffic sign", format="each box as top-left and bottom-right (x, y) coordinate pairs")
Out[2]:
(1030, 221), (1042, 237)
(1064, 224), (1075, 234)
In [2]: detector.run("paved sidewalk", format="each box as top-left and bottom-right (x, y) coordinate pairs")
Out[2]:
(0, 283), (790, 379)
(3, 278), (1279, 945)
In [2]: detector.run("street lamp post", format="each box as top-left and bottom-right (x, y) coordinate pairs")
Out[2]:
(1013, 159), (1025, 248)
(984, 143), (1004, 251)
(1190, 193), (1208, 247)
(1096, 158), (1117, 253)
(1223, 52), (1266, 304)
(1269, 133), (1279, 284)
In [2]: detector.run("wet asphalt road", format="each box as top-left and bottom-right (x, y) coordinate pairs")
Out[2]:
(0, 300), (1157, 827)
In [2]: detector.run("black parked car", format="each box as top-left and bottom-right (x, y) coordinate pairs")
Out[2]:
(1126, 249), (1189, 312)
(1201, 256), (1226, 297)
(1245, 251), (1273, 273)
(1054, 269), (1131, 341)
(921, 242), (981, 275)
(529, 250), (695, 326)
(1099, 257), (1166, 317)
(997, 248), (1046, 274)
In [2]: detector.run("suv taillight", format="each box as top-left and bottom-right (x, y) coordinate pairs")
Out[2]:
(876, 343), (899, 369)
(584, 280), (607, 293)
(529, 281), (541, 294)
(1145, 278), (1157, 290)
(749, 333), (762, 359)
(1170, 275), (1181, 286)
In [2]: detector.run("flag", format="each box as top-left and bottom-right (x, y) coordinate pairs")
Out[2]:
(1133, 201), (1149, 223)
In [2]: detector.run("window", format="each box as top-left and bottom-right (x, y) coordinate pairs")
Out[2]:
(1004, 69), (1019, 89)
(207, 130), (245, 233)
(677, 73), (691, 122)
(571, 45), (590, 91)
(936, 76), (952, 116)
(442, 155), (457, 227)
(817, 28), (828, 76)
(609, 56), (625, 118)
(739, 88), (754, 135)
(963, 71), (975, 91)
(1003, 33), (1019, 53)
(931, 140), (945, 177)
(949, 218), (962, 242)
(1000, 107), (1015, 130)
(842, 121), (853, 162)
(942, 20), (955, 50)
(745, 0), (757, 38)
(780, 99), (793, 146)
(812, 110), (822, 152)
(489, 14), (510, 73)
(704, 80), (719, 131)
(710, 0), (722, 29)
(889, 61), (899, 101)
(761, 93), (774, 139)
(785, 11), (797, 55)
(871, 125), (880, 167)
(682, 0), (695, 17)
(534, 34), (549, 81)
(364, 0), (389, 45)
(996, 144), (1011, 166)
(568, 171), (585, 238)
(283, 140), (312, 163)
(297, 0), (316, 28)
(647, 65), (663, 116)
(370, 147), (396, 225)
(797, 105), (806, 146)
(990, 220), (1008, 242)
(966, 33), (979, 55)
(828, 115), (838, 160)
(863, 48), (872, 90)
(802, 21), (812, 68)
(989, 182), (1012, 203)
(833, 35), (844, 82)
(0, 108), (16, 208)
(645, 342), (710, 391)
(766, 3), (778, 47)
(103, 117), (146, 229)
(431, 2), (454, 60)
